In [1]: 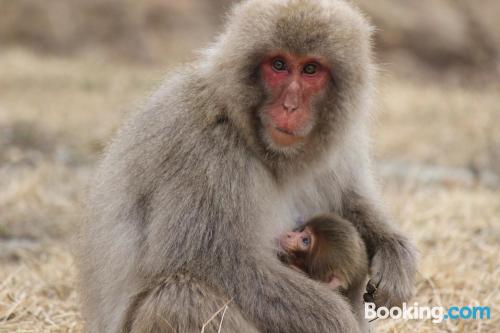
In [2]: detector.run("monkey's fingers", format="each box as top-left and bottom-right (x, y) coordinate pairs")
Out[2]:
(367, 271), (393, 307)
(365, 281), (377, 294)
(366, 271), (382, 294)
(363, 293), (375, 303)
(364, 280), (378, 305)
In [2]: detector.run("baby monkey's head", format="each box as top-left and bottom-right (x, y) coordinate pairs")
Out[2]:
(279, 214), (368, 288)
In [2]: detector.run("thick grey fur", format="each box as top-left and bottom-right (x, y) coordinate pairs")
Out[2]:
(76, 0), (417, 332)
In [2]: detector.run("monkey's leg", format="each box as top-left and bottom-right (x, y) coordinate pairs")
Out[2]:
(124, 273), (259, 333)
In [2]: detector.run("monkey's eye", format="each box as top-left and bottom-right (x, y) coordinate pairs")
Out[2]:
(303, 63), (318, 75)
(301, 237), (310, 247)
(272, 59), (287, 72)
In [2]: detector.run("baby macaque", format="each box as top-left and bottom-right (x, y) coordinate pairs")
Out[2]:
(279, 214), (369, 290)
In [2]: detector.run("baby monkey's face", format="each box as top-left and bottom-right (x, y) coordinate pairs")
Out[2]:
(280, 226), (315, 254)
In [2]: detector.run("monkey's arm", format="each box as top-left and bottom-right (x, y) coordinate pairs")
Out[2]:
(341, 188), (417, 308)
(139, 160), (361, 333)
(229, 256), (361, 333)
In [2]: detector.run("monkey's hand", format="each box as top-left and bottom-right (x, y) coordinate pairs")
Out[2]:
(365, 236), (417, 308)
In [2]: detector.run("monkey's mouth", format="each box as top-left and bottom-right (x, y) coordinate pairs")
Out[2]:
(275, 127), (295, 136)
(267, 125), (305, 147)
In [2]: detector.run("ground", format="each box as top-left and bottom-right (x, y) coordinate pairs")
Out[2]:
(0, 49), (499, 332)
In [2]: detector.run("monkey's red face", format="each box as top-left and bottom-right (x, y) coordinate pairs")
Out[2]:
(280, 227), (315, 254)
(260, 53), (330, 148)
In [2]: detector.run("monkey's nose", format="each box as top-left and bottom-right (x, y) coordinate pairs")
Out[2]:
(283, 99), (299, 112)
(283, 82), (300, 112)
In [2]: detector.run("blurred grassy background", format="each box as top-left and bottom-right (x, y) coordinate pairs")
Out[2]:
(0, 1), (499, 332)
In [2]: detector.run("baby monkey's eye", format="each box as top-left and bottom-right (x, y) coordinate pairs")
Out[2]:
(302, 237), (310, 246)
(272, 59), (287, 71)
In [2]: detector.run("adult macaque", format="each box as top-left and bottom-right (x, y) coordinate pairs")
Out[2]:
(278, 214), (368, 291)
(77, 0), (417, 332)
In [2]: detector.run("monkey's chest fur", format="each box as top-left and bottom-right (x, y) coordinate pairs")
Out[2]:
(259, 167), (344, 246)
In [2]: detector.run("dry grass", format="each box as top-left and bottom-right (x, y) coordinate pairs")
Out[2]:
(1, 49), (499, 332)
(375, 73), (500, 170)
(378, 186), (500, 332)
(0, 245), (82, 332)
